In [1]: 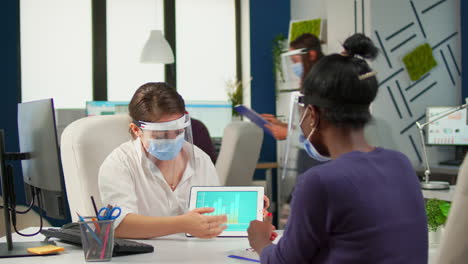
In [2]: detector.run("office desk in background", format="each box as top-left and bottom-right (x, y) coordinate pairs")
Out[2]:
(0, 228), (266, 264)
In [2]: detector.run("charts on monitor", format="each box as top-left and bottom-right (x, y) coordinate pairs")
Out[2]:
(426, 107), (468, 145)
(196, 191), (257, 231)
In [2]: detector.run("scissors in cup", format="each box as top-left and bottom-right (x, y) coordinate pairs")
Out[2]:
(97, 205), (122, 220)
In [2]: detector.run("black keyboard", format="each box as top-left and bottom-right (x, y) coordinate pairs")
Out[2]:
(41, 225), (154, 256)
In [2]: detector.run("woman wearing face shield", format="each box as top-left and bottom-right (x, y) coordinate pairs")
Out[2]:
(261, 33), (324, 140)
(98, 82), (227, 239)
(247, 34), (428, 263)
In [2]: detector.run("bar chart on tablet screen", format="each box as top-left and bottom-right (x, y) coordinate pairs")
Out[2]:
(196, 191), (258, 231)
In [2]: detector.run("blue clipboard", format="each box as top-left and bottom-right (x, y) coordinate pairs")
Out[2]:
(233, 105), (274, 137)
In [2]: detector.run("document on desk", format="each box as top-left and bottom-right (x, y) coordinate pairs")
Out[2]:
(233, 105), (274, 137)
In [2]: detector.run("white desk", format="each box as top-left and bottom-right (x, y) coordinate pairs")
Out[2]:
(422, 185), (456, 202)
(415, 164), (459, 176)
(0, 228), (263, 264)
(0, 228), (438, 263)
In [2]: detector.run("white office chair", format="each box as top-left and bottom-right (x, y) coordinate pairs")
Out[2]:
(434, 154), (468, 263)
(215, 121), (263, 186)
(60, 114), (132, 222)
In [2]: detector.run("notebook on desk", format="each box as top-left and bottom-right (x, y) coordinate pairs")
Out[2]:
(41, 224), (154, 256)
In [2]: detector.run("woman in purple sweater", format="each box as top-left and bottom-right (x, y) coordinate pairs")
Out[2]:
(247, 33), (428, 263)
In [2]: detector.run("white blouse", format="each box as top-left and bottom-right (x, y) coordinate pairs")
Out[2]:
(98, 138), (220, 228)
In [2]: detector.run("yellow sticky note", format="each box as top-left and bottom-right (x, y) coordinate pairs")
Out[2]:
(27, 244), (65, 255)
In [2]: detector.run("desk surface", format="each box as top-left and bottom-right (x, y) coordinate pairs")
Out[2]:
(0, 228), (269, 264)
(422, 185), (456, 201)
(415, 164), (459, 176)
(0, 228), (439, 263)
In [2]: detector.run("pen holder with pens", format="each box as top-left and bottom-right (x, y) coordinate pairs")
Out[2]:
(78, 217), (115, 262)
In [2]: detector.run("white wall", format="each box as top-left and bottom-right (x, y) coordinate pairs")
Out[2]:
(176, 0), (236, 102)
(107, 0), (165, 101)
(369, 0), (461, 166)
(20, 0), (92, 109)
(241, 0), (252, 108)
(291, 0), (326, 21)
(291, 0), (462, 167)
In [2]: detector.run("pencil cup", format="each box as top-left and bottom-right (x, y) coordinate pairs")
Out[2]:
(78, 218), (115, 262)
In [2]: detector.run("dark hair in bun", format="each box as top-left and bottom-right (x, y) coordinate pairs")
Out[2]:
(302, 33), (379, 129)
(342, 33), (378, 59)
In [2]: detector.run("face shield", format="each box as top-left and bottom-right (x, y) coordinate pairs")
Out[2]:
(278, 93), (333, 220)
(136, 113), (196, 190)
(280, 48), (309, 89)
(281, 92), (313, 188)
(281, 94), (371, 183)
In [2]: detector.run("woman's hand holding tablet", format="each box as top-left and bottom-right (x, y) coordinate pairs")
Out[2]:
(182, 207), (228, 239)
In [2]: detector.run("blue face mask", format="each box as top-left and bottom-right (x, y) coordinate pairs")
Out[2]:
(292, 62), (303, 78)
(299, 109), (331, 162)
(299, 131), (331, 162)
(147, 133), (185, 160)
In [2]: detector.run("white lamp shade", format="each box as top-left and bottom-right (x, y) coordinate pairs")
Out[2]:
(140, 30), (174, 64)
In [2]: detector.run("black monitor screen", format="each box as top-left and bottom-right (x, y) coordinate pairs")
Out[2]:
(17, 98), (67, 219)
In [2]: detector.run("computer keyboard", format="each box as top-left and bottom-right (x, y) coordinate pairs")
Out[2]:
(41, 225), (154, 256)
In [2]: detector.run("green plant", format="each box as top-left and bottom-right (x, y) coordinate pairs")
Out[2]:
(402, 43), (437, 81)
(425, 198), (451, 232)
(290, 19), (321, 43)
(272, 34), (287, 84)
(226, 78), (247, 116)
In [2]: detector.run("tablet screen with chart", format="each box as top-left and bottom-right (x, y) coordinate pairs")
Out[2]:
(188, 186), (264, 237)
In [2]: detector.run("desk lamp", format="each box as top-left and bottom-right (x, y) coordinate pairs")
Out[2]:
(416, 98), (468, 190)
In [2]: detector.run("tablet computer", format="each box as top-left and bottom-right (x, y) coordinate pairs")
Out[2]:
(187, 186), (264, 237)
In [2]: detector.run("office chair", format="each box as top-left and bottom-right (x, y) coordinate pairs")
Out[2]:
(60, 115), (132, 222)
(215, 121), (263, 186)
(434, 154), (468, 263)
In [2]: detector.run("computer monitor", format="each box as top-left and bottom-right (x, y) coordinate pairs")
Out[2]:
(426, 106), (468, 166)
(185, 101), (232, 138)
(426, 106), (468, 145)
(85, 100), (233, 138)
(0, 98), (68, 257)
(18, 98), (68, 219)
(85, 101), (129, 116)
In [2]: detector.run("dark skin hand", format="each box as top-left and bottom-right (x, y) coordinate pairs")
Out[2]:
(247, 213), (276, 255)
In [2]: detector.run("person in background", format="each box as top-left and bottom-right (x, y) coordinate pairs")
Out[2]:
(247, 33), (428, 263)
(99, 82), (227, 239)
(261, 33), (324, 140)
(190, 118), (217, 163)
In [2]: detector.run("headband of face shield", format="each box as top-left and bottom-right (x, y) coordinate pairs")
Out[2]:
(136, 114), (192, 161)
